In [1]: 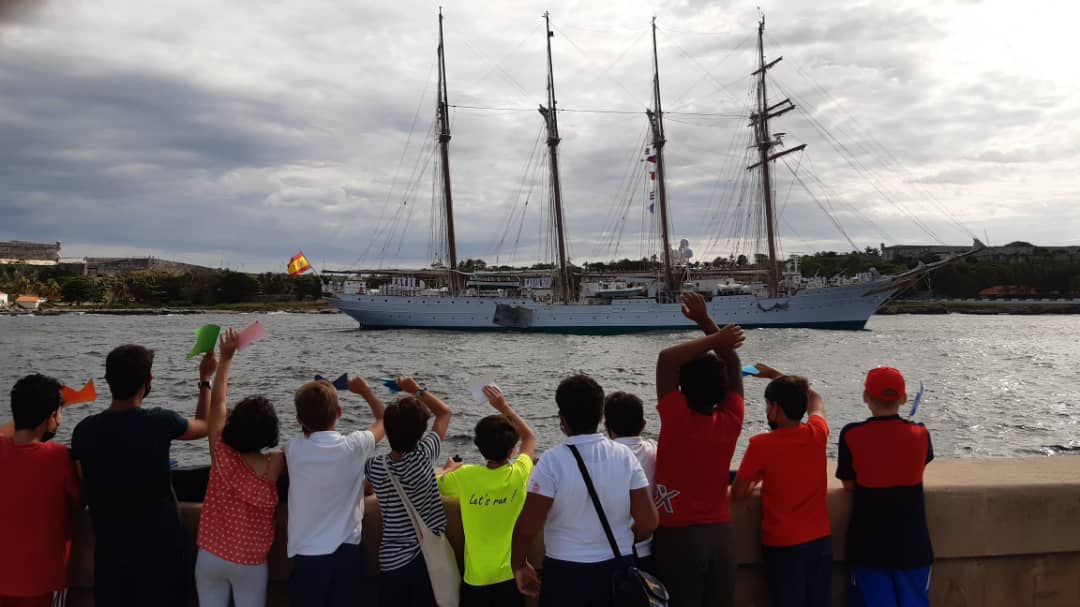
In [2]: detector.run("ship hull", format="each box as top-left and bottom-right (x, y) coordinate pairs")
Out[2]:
(330, 279), (899, 333)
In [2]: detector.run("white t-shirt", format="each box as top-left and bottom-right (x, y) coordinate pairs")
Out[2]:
(528, 433), (649, 563)
(285, 430), (376, 557)
(614, 436), (657, 557)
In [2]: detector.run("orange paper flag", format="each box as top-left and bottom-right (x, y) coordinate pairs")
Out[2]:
(61, 379), (97, 406)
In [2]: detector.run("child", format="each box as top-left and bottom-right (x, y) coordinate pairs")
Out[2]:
(652, 292), (745, 607)
(0, 374), (82, 607)
(732, 365), (832, 607)
(195, 329), (285, 607)
(603, 390), (657, 573)
(364, 377), (453, 607)
(438, 385), (535, 607)
(71, 344), (213, 607)
(285, 374), (386, 607)
(837, 367), (933, 607)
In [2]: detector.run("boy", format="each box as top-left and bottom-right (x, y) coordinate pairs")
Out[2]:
(603, 390), (657, 573)
(364, 377), (453, 607)
(732, 366), (832, 607)
(837, 367), (933, 607)
(438, 385), (535, 607)
(653, 292), (745, 607)
(0, 374), (82, 607)
(285, 376), (386, 607)
(71, 344), (214, 607)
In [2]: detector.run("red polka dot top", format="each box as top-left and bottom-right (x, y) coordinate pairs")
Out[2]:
(196, 436), (279, 565)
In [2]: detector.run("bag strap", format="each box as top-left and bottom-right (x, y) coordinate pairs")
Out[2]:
(382, 456), (427, 543)
(567, 444), (624, 563)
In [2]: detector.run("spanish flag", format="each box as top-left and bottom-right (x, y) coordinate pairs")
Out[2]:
(288, 251), (313, 276)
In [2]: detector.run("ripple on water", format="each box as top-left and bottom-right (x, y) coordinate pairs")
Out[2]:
(2, 313), (1080, 465)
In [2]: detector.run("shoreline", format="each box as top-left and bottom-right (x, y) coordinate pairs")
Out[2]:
(5, 299), (1080, 317)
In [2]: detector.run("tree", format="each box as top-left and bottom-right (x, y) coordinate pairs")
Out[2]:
(61, 276), (99, 305)
(736, 254), (748, 267)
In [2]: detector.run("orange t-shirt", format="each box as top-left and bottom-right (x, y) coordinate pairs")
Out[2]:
(736, 416), (831, 547)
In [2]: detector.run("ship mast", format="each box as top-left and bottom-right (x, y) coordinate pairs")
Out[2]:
(749, 15), (804, 297)
(646, 17), (677, 297)
(538, 12), (573, 303)
(436, 8), (459, 294)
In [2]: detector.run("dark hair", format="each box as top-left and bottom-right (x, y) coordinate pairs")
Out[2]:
(474, 415), (518, 462)
(679, 353), (728, 415)
(604, 391), (645, 437)
(764, 375), (810, 421)
(222, 396), (280, 453)
(105, 344), (154, 400)
(555, 374), (604, 435)
(294, 381), (339, 432)
(11, 374), (63, 430)
(384, 395), (430, 453)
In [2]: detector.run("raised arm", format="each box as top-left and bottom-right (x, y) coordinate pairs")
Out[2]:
(397, 376), (452, 439)
(483, 385), (536, 461)
(681, 291), (720, 335)
(206, 329), (239, 464)
(348, 376), (385, 443)
(178, 351), (216, 440)
(755, 363), (822, 419)
(656, 324), (745, 399)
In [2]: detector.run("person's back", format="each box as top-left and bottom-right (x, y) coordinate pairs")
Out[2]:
(285, 376), (385, 607)
(71, 344), (212, 607)
(0, 374), (81, 606)
(733, 369), (832, 607)
(652, 292), (746, 607)
(438, 386), (534, 607)
(837, 367), (933, 607)
(510, 375), (657, 607)
(604, 391), (658, 572)
(363, 377), (453, 607)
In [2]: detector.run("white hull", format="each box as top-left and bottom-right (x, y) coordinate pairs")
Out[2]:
(330, 279), (899, 333)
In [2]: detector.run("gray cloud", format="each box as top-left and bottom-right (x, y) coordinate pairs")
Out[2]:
(0, 0), (1075, 271)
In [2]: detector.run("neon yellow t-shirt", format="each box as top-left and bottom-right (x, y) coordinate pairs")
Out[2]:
(437, 454), (534, 586)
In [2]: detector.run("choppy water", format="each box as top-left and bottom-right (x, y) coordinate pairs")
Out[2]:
(1, 312), (1077, 465)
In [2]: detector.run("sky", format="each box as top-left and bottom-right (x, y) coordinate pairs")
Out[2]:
(1, 0), (1078, 272)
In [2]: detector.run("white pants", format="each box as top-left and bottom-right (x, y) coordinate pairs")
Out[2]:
(195, 548), (269, 607)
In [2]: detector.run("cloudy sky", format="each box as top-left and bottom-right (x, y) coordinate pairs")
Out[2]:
(1, 0), (1077, 272)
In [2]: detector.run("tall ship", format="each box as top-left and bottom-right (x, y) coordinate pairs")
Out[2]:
(329, 12), (978, 333)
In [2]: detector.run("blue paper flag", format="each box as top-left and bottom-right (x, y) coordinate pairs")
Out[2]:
(380, 377), (402, 393)
(315, 373), (350, 390)
(909, 382), (925, 417)
(741, 365), (761, 377)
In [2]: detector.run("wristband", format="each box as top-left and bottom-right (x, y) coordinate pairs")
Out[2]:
(415, 388), (427, 398)
(198, 380), (212, 390)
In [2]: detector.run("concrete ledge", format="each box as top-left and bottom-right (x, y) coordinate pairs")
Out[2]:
(65, 457), (1080, 606)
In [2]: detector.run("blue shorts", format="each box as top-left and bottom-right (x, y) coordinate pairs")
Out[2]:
(849, 566), (931, 607)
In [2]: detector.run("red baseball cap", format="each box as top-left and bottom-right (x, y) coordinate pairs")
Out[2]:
(865, 366), (906, 402)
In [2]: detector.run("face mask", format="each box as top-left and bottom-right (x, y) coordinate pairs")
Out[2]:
(42, 412), (59, 442)
(767, 420), (778, 431)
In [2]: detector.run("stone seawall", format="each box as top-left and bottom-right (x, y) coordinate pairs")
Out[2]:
(64, 458), (1080, 606)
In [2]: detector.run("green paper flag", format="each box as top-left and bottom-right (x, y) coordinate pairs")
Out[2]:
(187, 324), (221, 359)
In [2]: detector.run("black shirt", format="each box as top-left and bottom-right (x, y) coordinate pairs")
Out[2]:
(71, 407), (188, 563)
(837, 415), (934, 568)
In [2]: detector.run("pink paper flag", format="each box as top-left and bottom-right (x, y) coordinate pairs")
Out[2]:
(237, 320), (268, 351)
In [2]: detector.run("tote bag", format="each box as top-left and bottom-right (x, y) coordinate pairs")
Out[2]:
(384, 458), (461, 607)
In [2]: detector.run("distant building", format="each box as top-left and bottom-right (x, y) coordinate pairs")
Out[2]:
(0, 240), (62, 266)
(0, 292), (7, 306)
(15, 295), (43, 310)
(882, 242), (1080, 264)
(85, 257), (212, 277)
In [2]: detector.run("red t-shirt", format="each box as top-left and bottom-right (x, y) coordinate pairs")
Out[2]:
(737, 416), (831, 547)
(0, 438), (81, 596)
(654, 390), (743, 527)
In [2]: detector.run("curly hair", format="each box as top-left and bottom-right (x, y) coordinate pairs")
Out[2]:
(222, 396), (280, 453)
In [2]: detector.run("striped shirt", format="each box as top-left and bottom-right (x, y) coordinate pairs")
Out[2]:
(365, 431), (447, 571)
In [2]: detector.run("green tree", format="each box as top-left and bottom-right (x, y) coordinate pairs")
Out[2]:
(61, 276), (99, 305)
